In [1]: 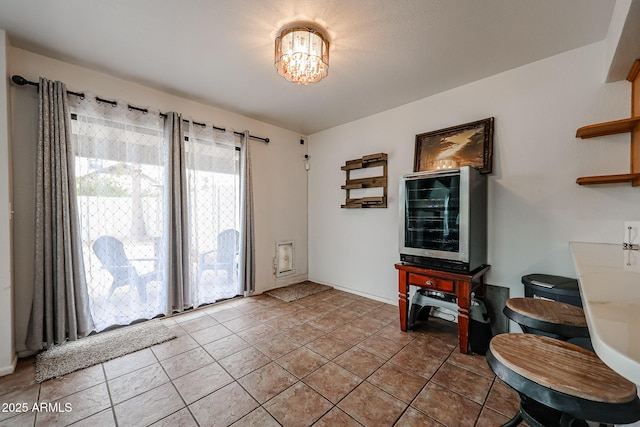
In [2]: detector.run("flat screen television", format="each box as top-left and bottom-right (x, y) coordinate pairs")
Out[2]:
(399, 166), (487, 273)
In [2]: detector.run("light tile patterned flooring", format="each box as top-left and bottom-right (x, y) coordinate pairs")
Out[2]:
(0, 289), (523, 426)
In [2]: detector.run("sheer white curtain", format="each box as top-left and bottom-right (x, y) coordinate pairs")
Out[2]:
(186, 122), (241, 306)
(70, 95), (168, 331)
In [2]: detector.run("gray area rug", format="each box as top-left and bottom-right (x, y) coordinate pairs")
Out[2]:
(35, 319), (175, 383)
(265, 281), (333, 302)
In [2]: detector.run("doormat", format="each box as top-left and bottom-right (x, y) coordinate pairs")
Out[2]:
(35, 319), (175, 383)
(265, 281), (333, 302)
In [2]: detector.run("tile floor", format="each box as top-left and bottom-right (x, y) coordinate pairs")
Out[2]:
(0, 289), (523, 427)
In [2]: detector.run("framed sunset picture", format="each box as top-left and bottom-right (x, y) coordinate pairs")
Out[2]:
(414, 117), (494, 174)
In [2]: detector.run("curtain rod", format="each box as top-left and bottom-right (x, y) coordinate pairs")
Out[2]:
(11, 75), (270, 144)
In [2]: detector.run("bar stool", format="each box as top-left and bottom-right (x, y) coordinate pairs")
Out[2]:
(487, 333), (640, 427)
(503, 297), (589, 341)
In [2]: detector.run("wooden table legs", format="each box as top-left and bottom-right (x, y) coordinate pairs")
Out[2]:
(395, 263), (490, 354)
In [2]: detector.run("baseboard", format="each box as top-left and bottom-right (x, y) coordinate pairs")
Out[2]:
(258, 277), (398, 307)
(275, 273), (308, 288)
(0, 354), (17, 377)
(17, 348), (37, 358)
(309, 279), (397, 306)
(258, 273), (309, 294)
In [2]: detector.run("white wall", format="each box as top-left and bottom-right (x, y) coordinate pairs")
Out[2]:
(8, 47), (309, 355)
(0, 30), (16, 375)
(308, 41), (639, 305)
(605, 0), (632, 81)
(605, 0), (640, 82)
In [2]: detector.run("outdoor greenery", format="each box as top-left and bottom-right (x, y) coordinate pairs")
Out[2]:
(76, 162), (159, 197)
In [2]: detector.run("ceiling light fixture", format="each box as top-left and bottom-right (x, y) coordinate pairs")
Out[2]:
(274, 25), (329, 85)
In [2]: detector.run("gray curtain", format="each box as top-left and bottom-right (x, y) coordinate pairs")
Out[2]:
(26, 78), (95, 350)
(165, 112), (191, 312)
(239, 131), (255, 295)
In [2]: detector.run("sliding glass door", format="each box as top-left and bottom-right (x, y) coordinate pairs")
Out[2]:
(71, 100), (241, 331)
(72, 101), (167, 331)
(185, 125), (241, 306)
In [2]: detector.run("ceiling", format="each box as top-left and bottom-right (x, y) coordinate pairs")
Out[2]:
(0, 0), (618, 135)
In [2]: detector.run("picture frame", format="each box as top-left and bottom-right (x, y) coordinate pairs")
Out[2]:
(414, 117), (494, 174)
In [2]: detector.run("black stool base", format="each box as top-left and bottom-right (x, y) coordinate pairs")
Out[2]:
(503, 396), (590, 427)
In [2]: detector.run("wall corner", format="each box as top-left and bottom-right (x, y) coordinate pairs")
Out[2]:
(0, 28), (16, 376)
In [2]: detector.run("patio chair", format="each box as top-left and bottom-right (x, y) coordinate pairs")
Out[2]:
(198, 229), (239, 285)
(92, 235), (160, 302)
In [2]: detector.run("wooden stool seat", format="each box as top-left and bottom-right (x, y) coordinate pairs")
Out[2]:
(487, 334), (640, 426)
(504, 298), (589, 340)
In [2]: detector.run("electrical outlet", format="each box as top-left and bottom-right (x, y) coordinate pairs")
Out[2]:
(624, 221), (640, 245)
(624, 221), (640, 271)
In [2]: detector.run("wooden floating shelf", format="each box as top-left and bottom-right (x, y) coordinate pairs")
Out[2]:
(340, 176), (387, 190)
(574, 59), (640, 187)
(576, 173), (640, 186)
(575, 117), (640, 139)
(341, 197), (386, 209)
(341, 183), (363, 190)
(341, 153), (388, 170)
(341, 153), (388, 209)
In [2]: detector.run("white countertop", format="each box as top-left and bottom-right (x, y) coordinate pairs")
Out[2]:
(570, 242), (640, 384)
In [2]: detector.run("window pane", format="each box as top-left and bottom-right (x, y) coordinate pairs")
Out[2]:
(186, 126), (241, 305)
(71, 98), (167, 331)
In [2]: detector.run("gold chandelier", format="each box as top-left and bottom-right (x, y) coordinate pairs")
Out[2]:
(274, 25), (329, 85)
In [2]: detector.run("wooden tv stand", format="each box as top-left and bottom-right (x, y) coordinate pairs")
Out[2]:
(395, 263), (490, 354)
